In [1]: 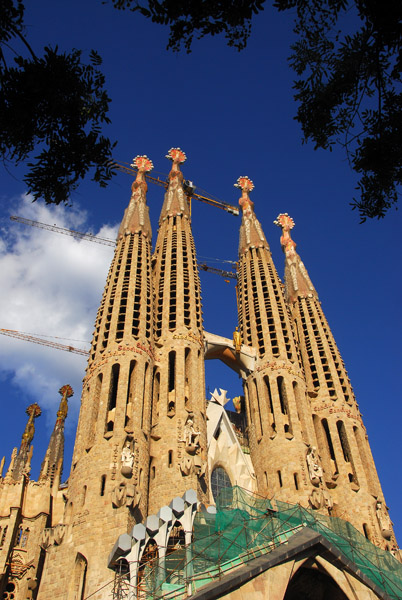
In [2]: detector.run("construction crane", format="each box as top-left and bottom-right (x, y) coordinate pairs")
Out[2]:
(198, 263), (236, 280)
(0, 329), (90, 356)
(115, 161), (240, 216)
(10, 216), (115, 247)
(10, 217), (237, 281)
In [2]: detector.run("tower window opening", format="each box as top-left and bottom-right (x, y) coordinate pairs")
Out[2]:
(108, 364), (120, 411)
(168, 450), (173, 467)
(363, 523), (371, 540)
(141, 362), (149, 430)
(152, 370), (160, 426)
(322, 419), (336, 461)
(294, 473), (299, 490)
(277, 470), (283, 488)
(168, 351), (176, 393)
(277, 377), (288, 415)
(100, 475), (106, 496)
(125, 361), (136, 429)
(336, 420), (351, 462)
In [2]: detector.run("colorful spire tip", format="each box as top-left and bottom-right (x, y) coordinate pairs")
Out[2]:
(166, 148), (187, 164)
(274, 213), (295, 230)
(131, 155), (154, 172)
(234, 176), (254, 193)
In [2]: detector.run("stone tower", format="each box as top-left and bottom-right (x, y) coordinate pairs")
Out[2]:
(38, 155), (156, 599)
(274, 212), (397, 549)
(235, 177), (315, 505)
(149, 148), (209, 513)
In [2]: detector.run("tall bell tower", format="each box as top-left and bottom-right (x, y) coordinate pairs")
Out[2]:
(39, 155), (156, 599)
(235, 177), (315, 505)
(148, 148), (209, 513)
(274, 213), (397, 548)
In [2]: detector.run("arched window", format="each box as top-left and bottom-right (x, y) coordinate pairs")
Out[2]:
(211, 466), (232, 503)
(69, 553), (88, 600)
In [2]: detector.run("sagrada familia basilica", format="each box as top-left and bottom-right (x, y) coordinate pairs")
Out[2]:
(0, 149), (400, 600)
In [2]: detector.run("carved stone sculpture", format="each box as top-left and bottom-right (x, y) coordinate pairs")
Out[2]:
(306, 446), (323, 486)
(182, 417), (200, 454)
(111, 484), (127, 508)
(121, 441), (135, 477)
(375, 500), (393, 540)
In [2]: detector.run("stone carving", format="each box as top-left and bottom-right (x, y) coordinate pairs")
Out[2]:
(306, 446), (323, 486)
(53, 524), (67, 545)
(126, 483), (141, 510)
(41, 524), (67, 548)
(193, 449), (206, 478)
(375, 500), (393, 540)
(40, 529), (52, 550)
(112, 483), (141, 509)
(179, 449), (206, 479)
(309, 488), (333, 511)
(233, 327), (242, 354)
(9, 551), (34, 579)
(111, 484), (127, 508)
(121, 440), (135, 477)
(181, 417), (200, 454)
(179, 457), (193, 476)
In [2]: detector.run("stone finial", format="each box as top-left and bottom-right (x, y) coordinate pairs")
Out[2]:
(274, 213), (317, 303)
(118, 154), (154, 239)
(235, 176), (254, 212)
(21, 403), (42, 451)
(236, 176), (269, 254)
(160, 148), (189, 219)
(274, 213), (297, 257)
(166, 148), (187, 166)
(131, 155), (154, 184)
(56, 385), (73, 426)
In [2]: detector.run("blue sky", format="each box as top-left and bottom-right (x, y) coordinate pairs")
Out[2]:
(0, 1), (401, 540)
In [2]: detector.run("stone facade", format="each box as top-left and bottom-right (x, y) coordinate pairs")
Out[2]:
(0, 152), (398, 599)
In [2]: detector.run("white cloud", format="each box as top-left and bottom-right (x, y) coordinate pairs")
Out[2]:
(0, 195), (117, 426)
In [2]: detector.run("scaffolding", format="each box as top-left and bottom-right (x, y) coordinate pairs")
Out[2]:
(133, 486), (402, 600)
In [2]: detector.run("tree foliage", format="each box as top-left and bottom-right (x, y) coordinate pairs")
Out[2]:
(0, 0), (116, 205)
(115, 0), (401, 220)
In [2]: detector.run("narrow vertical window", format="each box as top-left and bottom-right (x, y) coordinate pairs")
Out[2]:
(168, 450), (173, 468)
(294, 473), (299, 490)
(277, 470), (283, 487)
(277, 376), (287, 414)
(141, 362), (149, 430)
(106, 364), (120, 434)
(168, 351), (176, 416)
(152, 370), (160, 426)
(125, 361), (136, 430)
(253, 379), (263, 438)
(168, 352), (175, 392)
(100, 475), (106, 497)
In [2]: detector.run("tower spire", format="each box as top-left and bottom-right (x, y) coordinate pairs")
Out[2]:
(235, 178), (313, 506)
(236, 176), (269, 255)
(275, 215), (395, 545)
(118, 155), (153, 239)
(274, 213), (317, 303)
(12, 403), (41, 480)
(149, 148), (208, 512)
(159, 147), (190, 220)
(40, 385), (72, 485)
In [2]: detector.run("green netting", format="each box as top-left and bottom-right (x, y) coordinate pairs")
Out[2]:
(137, 487), (402, 600)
